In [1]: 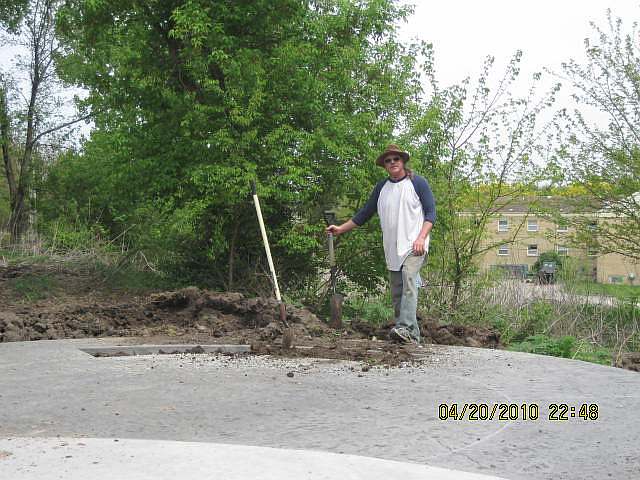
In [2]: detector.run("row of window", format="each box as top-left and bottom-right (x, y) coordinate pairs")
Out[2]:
(498, 219), (568, 233)
(497, 245), (598, 257)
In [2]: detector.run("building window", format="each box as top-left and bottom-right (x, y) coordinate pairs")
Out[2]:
(527, 244), (538, 256)
(557, 245), (569, 256)
(498, 246), (509, 256)
(498, 219), (508, 232)
(557, 221), (568, 233)
(527, 219), (538, 232)
(608, 275), (624, 284)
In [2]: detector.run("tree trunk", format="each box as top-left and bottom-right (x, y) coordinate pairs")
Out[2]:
(2, 1), (77, 245)
(1, 78), (22, 241)
(8, 190), (28, 243)
(227, 218), (240, 291)
(0, 79), (17, 201)
(9, 33), (40, 244)
(451, 277), (461, 311)
(451, 262), (463, 311)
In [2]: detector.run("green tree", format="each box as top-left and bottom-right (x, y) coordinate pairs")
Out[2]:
(532, 251), (564, 272)
(411, 50), (559, 310)
(51, 0), (421, 289)
(1, 0), (90, 243)
(559, 10), (640, 260)
(0, 0), (29, 31)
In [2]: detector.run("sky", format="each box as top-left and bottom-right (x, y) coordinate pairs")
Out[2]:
(398, 0), (640, 88)
(1, 0), (639, 143)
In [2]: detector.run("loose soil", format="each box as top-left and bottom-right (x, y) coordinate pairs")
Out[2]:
(1, 262), (500, 365)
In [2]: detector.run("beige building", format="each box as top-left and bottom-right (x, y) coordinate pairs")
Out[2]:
(596, 253), (640, 285)
(472, 198), (640, 285)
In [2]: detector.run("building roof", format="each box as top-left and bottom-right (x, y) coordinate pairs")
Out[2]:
(462, 195), (603, 215)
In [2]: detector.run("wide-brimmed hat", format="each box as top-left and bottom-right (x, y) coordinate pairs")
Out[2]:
(376, 144), (410, 167)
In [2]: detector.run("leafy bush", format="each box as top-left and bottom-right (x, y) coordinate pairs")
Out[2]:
(49, 0), (424, 292)
(40, 219), (110, 253)
(343, 293), (393, 326)
(532, 251), (563, 272)
(510, 334), (577, 359)
(511, 301), (555, 341)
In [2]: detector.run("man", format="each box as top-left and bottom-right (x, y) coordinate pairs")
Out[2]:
(326, 144), (436, 344)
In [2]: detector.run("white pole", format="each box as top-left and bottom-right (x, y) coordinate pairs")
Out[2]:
(252, 192), (282, 302)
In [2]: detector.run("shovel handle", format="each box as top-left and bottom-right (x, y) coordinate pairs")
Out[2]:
(327, 232), (335, 266)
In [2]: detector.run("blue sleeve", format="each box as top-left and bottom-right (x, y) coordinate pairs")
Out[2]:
(411, 175), (436, 225)
(352, 180), (386, 226)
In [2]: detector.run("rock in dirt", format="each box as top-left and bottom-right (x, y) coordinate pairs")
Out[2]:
(0, 330), (23, 342)
(32, 322), (48, 334)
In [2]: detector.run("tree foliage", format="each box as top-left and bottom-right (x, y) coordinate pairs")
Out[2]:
(559, 10), (640, 260)
(49, 0), (422, 289)
(0, 0), (29, 31)
(410, 50), (559, 309)
(1, 0), (87, 242)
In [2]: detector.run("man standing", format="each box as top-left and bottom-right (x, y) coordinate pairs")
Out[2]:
(326, 144), (436, 343)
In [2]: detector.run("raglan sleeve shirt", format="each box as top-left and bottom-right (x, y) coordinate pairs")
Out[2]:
(351, 174), (436, 271)
(352, 175), (436, 226)
(410, 175), (436, 226)
(351, 179), (387, 226)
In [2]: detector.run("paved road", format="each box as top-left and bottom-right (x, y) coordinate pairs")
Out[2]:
(1, 338), (639, 479)
(486, 280), (628, 307)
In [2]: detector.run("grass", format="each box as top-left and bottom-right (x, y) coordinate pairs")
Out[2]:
(335, 276), (638, 369)
(89, 259), (174, 294)
(0, 245), (176, 302)
(509, 334), (576, 359)
(415, 270), (640, 367)
(508, 334), (613, 365)
(570, 282), (640, 300)
(8, 273), (59, 301)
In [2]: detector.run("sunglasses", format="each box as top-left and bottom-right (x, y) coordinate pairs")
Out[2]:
(384, 156), (402, 164)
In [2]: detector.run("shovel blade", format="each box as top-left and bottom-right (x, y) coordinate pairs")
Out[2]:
(329, 294), (344, 329)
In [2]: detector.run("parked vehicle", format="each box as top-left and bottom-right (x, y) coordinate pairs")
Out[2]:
(538, 261), (557, 284)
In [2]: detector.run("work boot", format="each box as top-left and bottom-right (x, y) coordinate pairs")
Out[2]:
(389, 326), (418, 344)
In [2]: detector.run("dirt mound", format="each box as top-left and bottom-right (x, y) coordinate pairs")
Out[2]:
(0, 286), (420, 364)
(619, 352), (640, 372)
(350, 313), (501, 349)
(419, 315), (501, 349)
(0, 287), (330, 344)
(0, 281), (504, 354)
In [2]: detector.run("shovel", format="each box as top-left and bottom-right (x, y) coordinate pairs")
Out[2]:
(251, 181), (294, 349)
(323, 211), (343, 329)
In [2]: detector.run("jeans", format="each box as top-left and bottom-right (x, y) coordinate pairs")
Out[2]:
(389, 253), (425, 341)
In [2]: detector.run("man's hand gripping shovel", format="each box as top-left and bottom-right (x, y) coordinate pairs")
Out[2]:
(323, 211), (344, 329)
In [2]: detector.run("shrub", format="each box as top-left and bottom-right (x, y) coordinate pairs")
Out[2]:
(511, 334), (577, 359)
(532, 251), (563, 272)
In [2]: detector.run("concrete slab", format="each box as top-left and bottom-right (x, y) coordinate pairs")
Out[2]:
(0, 437), (507, 480)
(79, 344), (251, 357)
(1, 338), (639, 479)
